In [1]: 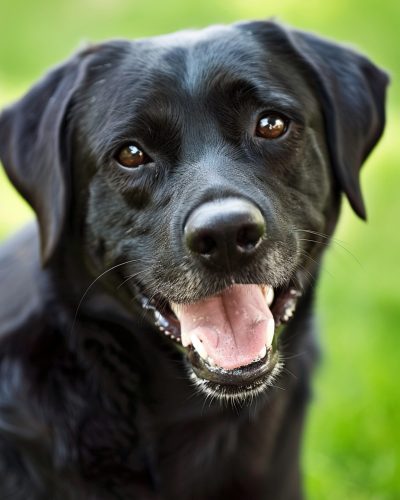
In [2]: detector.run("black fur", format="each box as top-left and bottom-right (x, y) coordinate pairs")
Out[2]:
(0, 21), (388, 499)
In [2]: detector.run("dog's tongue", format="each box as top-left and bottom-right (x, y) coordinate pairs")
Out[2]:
(172, 285), (274, 370)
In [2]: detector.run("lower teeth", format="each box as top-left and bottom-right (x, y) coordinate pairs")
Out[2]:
(258, 345), (267, 359)
(207, 356), (215, 366)
(190, 333), (208, 360)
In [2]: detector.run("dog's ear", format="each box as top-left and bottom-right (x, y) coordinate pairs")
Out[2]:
(247, 21), (389, 220)
(288, 28), (388, 220)
(0, 48), (97, 264)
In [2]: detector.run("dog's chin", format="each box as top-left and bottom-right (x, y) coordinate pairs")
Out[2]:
(185, 346), (283, 402)
(135, 282), (301, 402)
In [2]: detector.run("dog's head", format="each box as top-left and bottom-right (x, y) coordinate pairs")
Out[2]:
(0, 21), (388, 400)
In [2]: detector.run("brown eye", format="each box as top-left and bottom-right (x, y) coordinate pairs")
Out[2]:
(115, 144), (151, 168)
(256, 113), (288, 139)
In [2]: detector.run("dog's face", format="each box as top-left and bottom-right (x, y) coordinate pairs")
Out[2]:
(0, 21), (387, 400)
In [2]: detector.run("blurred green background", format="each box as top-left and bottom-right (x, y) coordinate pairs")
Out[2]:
(0, 0), (399, 498)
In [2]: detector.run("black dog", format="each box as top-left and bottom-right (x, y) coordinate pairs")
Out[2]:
(0, 20), (387, 499)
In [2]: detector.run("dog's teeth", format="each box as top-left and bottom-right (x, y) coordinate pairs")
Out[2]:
(207, 356), (215, 366)
(142, 297), (151, 309)
(159, 326), (165, 331)
(154, 311), (170, 328)
(266, 318), (275, 347)
(258, 345), (267, 359)
(266, 286), (274, 306)
(190, 333), (208, 360)
(170, 334), (175, 340)
(170, 302), (180, 317)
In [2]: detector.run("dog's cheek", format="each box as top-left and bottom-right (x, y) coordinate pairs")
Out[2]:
(290, 133), (336, 230)
(84, 177), (154, 268)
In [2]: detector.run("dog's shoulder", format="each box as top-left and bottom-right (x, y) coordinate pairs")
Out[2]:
(0, 225), (60, 496)
(0, 223), (45, 339)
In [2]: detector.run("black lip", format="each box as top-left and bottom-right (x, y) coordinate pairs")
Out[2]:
(187, 346), (277, 386)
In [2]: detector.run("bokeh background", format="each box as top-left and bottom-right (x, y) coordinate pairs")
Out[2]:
(1, 0), (399, 497)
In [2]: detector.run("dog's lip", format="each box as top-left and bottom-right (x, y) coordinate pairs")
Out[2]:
(187, 344), (274, 386)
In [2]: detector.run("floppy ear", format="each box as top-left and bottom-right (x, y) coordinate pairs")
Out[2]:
(0, 49), (96, 264)
(249, 21), (389, 220)
(287, 27), (388, 219)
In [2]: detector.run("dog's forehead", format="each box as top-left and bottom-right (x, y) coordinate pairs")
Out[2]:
(86, 24), (291, 105)
(146, 25), (265, 90)
(78, 24), (313, 144)
(148, 24), (242, 49)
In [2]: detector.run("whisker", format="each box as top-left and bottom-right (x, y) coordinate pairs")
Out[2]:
(117, 268), (154, 290)
(295, 228), (362, 268)
(294, 265), (317, 288)
(281, 366), (298, 380)
(294, 228), (346, 244)
(298, 249), (334, 279)
(298, 238), (331, 247)
(71, 259), (143, 334)
(280, 351), (307, 362)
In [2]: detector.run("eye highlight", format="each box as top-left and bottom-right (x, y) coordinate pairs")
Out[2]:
(256, 113), (288, 139)
(115, 144), (151, 168)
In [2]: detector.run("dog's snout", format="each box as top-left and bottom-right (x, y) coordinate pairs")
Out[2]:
(184, 198), (266, 268)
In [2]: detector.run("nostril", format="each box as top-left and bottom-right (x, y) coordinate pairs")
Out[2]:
(195, 233), (217, 256)
(186, 230), (217, 256)
(236, 223), (265, 252)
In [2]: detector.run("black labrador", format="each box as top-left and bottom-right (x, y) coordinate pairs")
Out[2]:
(0, 20), (388, 500)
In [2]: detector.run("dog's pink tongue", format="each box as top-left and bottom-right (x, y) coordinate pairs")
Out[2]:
(173, 285), (274, 370)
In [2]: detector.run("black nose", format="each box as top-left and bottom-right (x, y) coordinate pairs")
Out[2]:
(184, 198), (266, 268)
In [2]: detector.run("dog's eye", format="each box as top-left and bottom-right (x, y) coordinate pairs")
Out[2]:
(115, 144), (151, 168)
(256, 113), (288, 139)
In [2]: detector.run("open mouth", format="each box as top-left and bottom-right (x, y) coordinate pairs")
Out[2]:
(140, 283), (301, 399)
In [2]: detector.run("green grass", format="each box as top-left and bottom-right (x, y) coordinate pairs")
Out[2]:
(305, 131), (400, 498)
(1, 1), (399, 497)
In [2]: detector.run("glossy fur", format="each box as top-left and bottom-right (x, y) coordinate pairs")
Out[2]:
(0, 21), (387, 499)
